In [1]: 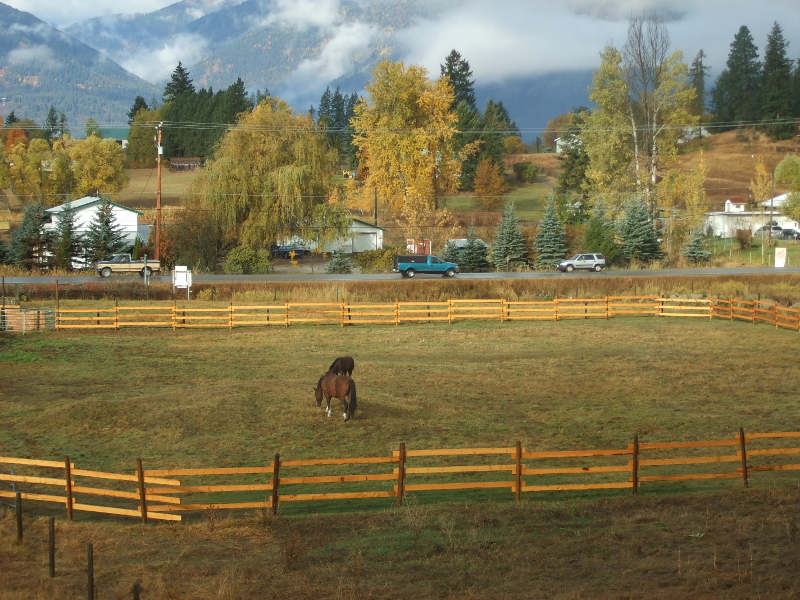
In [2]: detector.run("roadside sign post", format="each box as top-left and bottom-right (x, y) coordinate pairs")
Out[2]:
(172, 266), (192, 301)
(775, 247), (787, 268)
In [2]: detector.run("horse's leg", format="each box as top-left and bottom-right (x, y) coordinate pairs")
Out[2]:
(326, 394), (332, 417)
(342, 396), (349, 421)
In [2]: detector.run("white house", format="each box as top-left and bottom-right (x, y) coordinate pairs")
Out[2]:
(43, 196), (146, 248)
(282, 218), (384, 254)
(704, 195), (799, 237)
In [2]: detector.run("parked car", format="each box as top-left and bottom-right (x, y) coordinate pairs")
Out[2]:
(270, 244), (308, 259)
(96, 254), (161, 278)
(779, 228), (800, 240)
(393, 254), (459, 278)
(557, 253), (607, 272)
(754, 224), (784, 236)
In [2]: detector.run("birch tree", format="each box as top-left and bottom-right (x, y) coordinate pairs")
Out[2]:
(584, 17), (697, 213)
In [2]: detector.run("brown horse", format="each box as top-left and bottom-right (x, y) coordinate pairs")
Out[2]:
(328, 356), (354, 376)
(314, 372), (357, 421)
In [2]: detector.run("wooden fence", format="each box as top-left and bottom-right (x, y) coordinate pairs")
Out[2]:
(50, 296), (800, 331)
(3, 429), (799, 523)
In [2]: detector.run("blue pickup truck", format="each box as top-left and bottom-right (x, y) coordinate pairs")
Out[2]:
(393, 254), (459, 278)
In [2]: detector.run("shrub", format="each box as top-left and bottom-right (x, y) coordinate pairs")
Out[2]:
(325, 253), (354, 273)
(735, 229), (752, 250)
(512, 162), (538, 183)
(224, 246), (270, 274)
(350, 248), (397, 273)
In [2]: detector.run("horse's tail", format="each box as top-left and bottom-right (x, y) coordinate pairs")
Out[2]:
(348, 379), (357, 418)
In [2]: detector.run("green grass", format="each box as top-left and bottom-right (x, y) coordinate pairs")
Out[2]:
(710, 236), (800, 267)
(117, 168), (199, 209)
(441, 183), (550, 224)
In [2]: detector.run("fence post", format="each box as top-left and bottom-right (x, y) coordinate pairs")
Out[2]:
(49, 517), (55, 577)
(229, 301), (233, 331)
(396, 442), (406, 506)
(87, 542), (94, 600)
(738, 428), (749, 488)
(115, 300), (119, 330)
(285, 302), (290, 328)
(394, 302), (399, 326)
(271, 453), (280, 515)
(15, 492), (22, 543)
(631, 433), (639, 496)
(340, 300), (345, 327)
(448, 300), (453, 325)
(554, 295), (559, 321)
(515, 441), (522, 503)
(605, 295), (609, 319)
(172, 301), (176, 331)
(136, 458), (148, 524)
(500, 298), (507, 323)
(64, 456), (74, 521)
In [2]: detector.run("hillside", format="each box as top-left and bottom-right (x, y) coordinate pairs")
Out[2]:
(0, 2), (159, 128)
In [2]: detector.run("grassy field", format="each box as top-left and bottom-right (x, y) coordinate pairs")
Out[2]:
(2, 317), (800, 598)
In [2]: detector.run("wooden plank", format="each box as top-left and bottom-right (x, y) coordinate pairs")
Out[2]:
(748, 464), (800, 472)
(639, 455), (740, 466)
(0, 457), (72, 468)
(639, 439), (738, 450)
(523, 482), (631, 492)
(747, 431), (800, 440)
(280, 490), (395, 502)
(747, 448), (800, 457)
(72, 502), (181, 521)
(279, 473), (396, 484)
(147, 501), (271, 511)
(523, 465), (630, 475)
(523, 448), (631, 459)
(0, 490), (65, 504)
(402, 447), (514, 457)
(280, 457), (396, 467)
(146, 484), (272, 494)
(73, 468), (180, 486)
(0, 474), (65, 486)
(144, 466), (271, 476)
(638, 472), (741, 482)
(71, 485), (181, 504)
(405, 465), (514, 474)
(404, 481), (513, 491)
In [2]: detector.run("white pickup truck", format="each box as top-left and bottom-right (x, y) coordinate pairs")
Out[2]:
(96, 254), (161, 278)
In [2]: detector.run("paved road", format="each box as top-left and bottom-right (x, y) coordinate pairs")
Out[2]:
(4, 266), (800, 285)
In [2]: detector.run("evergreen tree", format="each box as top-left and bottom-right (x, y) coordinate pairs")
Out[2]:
(52, 201), (83, 270)
(556, 109), (590, 196)
(127, 96), (150, 123)
(533, 198), (567, 270)
(460, 226), (490, 272)
(0, 239), (8, 264)
(618, 200), (661, 263)
(440, 49), (476, 110)
(163, 62), (195, 103)
(453, 100), (482, 189)
(85, 198), (128, 263)
(44, 105), (59, 141)
(5, 111), (18, 126)
(582, 204), (620, 264)
(58, 112), (69, 138)
(793, 61), (800, 117)
(711, 26), (761, 126)
(491, 203), (528, 270)
(688, 50), (709, 117)
(682, 228), (711, 263)
(760, 22), (794, 139)
(442, 240), (461, 264)
(10, 202), (50, 270)
(84, 118), (101, 138)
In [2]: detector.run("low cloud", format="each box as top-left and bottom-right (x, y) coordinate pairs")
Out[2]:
(282, 21), (378, 99)
(8, 44), (61, 69)
(262, 0), (340, 31)
(119, 34), (209, 83)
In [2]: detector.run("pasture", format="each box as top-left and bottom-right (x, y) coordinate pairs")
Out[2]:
(2, 318), (800, 598)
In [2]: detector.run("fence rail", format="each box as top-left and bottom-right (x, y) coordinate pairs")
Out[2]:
(3, 428), (798, 523)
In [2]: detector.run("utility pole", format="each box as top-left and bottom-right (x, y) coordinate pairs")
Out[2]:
(155, 122), (163, 261)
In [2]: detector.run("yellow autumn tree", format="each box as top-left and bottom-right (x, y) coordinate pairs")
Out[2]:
(657, 151), (707, 257)
(68, 135), (128, 198)
(350, 59), (461, 237)
(474, 158), (507, 209)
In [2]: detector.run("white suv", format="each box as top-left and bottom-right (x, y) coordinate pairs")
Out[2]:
(557, 253), (607, 272)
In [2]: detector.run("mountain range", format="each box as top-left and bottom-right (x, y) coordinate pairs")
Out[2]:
(1, 0), (593, 141)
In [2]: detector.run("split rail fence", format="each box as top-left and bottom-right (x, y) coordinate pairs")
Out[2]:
(3, 429), (798, 523)
(47, 296), (800, 331)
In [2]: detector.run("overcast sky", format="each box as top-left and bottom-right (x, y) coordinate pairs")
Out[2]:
(6, 0), (800, 83)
